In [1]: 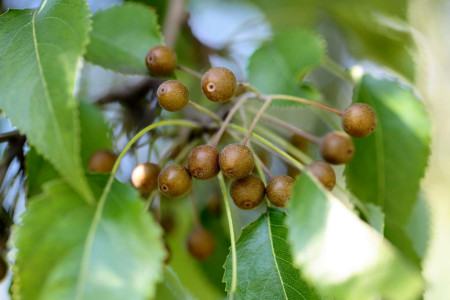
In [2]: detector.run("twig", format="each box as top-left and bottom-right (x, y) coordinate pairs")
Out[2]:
(247, 107), (321, 144)
(269, 94), (343, 115)
(177, 65), (203, 79)
(241, 97), (271, 145)
(0, 130), (20, 143)
(210, 92), (254, 147)
(163, 0), (186, 48)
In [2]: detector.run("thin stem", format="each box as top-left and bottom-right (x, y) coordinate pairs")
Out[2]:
(269, 94), (343, 116)
(322, 57), (354, 84)
(218, 172), (237, 299)
(144, 190), (159, 211)
(248, 107), (321, 144)
(237, 82), (260, 96)
(228, 124), (304, 171)
(189, 192), (201, 227)
(241, 97), (272, 146)
(111, 120), (201, 175)
(177, 65), (203, 79)
(210, 92), (254, 147)
(253, 126), (312, 164)
(173, 138), (201, 164)
(255, 154), (272, 178)
(187, 101), (222, 123)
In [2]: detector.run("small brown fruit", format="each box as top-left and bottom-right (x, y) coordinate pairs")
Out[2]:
(187, 145), (220, 180)
(187, 226), (215, 260)
(230, 174), (265, 210)
(342, 103), (377, 138)
(219, 144), (254, 179)
(307, 161), (336, 191)
(131, 163), (160, 195)
(158, 164), (192, 198)
(88, 150), (117, 173)
(201, 67), (237, 102)
(145, 45), (177, 76)
(266, 175), (295, 207)
(157, 80), (189, 112)
(320, 131), (355, 164)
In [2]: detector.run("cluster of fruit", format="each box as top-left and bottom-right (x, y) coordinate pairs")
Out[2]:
(87, 45), (377, 260)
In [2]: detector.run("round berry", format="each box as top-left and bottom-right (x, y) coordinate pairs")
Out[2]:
(187, 145), (220, 180)
(307, 161), (336, 191)
(219, 144), (254, 179)
(145, 45), (177, 76)
(266, 175), (295, 207)
(88, 150), (117, 173)
(186, 226), (215, 260)
(342, 103), (377, 138)
(201, 67), (237, 102)
(158, 164), (192, 198)
(320, 131), (355, 165)
(230, 174), (265, 210)
(157, 80), (189, 112)
(131, 163), (160, 195)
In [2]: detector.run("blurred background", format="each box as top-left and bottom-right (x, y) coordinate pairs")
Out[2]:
(1, 0), (449, 299)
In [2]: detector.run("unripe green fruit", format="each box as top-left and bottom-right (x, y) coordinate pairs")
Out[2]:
(320, 131), (355, 164)
(230, 174), (265, 210)
(307, 161), (336, 191)
(157, 80), (189, 112)
(187, 145), (220, 180)
(201, 67), (237, 102)
(342, 103), (377, 138)
(88, 150), (117, 173)
(145, 45), (177, 76)
(131, 163), (160, 195)
(266, 175), (295, 207)
(158, 164), (192, 198)
(186, 226), (215, 260)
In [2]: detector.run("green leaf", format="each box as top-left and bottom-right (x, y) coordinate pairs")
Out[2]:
(0, 0), (93, 201)
(247, 29), (325, 106)
(366, 203), (385, 234)
(287, 173), (423, 300)
(26, 101), (112, 198)
(78, 101), (113, 167)
(14, 175), (165, 300)
(85, 3), (163, 75)
(223, 208), (319, 299)
(345, 75), (431, 266)
(155, 267), (196, 300)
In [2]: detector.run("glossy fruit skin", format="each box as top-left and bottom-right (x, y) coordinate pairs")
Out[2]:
(131, 163), (160, 195)
(266, 175), (295, 207)
(320, 131), (355, 164)
(307, 161), (336, 191)
(145, 45), (177, 76)
(187, 145), (220, 180)
(157, 80), (189, 112)
(201, 67), (237, 103)
(88, 150), (117, 173)
(219, 144), (254, 179)
(158, 164), (192, 198)
(186, 226), (215, 260)
(342, 103), (377, 138)
(230, 174), (265, 210)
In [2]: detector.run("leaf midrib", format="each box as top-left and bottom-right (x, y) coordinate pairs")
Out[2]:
(266, 210), (289, 299)
(31, 9), (72, 175)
